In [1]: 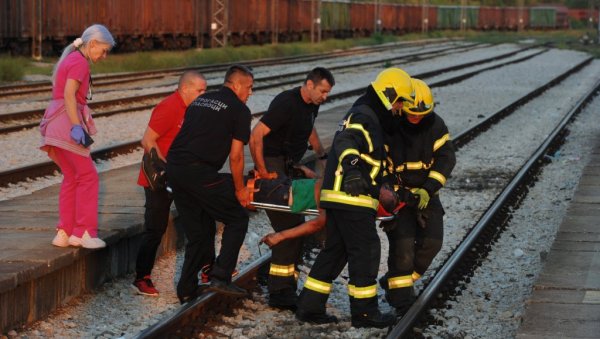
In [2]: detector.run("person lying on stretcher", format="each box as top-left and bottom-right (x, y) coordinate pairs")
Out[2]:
(247, 175), (419, 247)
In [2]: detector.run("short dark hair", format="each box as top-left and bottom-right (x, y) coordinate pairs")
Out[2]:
(224, 64), (254, 83)
(305, 67), (335, 87)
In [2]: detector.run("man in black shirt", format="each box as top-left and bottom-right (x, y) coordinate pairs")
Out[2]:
(249, 67), (335, 311)
(167, 65), (254, 302)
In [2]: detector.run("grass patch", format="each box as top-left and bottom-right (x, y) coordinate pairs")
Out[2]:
(89, 36), (403, 74)
(0, 56), (27, 82)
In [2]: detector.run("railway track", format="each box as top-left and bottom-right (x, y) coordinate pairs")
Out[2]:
(0, 39), (456, 99)
(128, 56), (597, 338)
(0, 45), (550, 188)
(0, 41), (484, 131)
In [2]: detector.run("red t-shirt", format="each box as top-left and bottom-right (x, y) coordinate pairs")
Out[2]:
(137, 91), (187, 187)
(52, 51), (90, 105)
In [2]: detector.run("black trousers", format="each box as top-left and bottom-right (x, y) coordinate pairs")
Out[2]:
(384, 195), (444, 308)
(168, 163), (249, 299)
(135, 187), (173, 279)
(296, 209), (382, 316)
(264, 157), (305, 296)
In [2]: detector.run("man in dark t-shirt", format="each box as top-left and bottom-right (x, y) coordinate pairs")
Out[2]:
(249, 67), (335, 310)
(167, 65), (254, 303)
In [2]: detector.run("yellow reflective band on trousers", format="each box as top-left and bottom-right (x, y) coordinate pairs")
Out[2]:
(429, 170), (446, 186)
(269, 263), (295, 277)
(348, 284), (377, 299)
(320, 189), (379, 210)
(433, 133), (450, 152)
(388, 275), (414, 289)
(304, 276), (332, 295)
(412, 272), (421, 281)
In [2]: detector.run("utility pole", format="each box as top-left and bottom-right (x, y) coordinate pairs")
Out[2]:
(31, 0), (42, 60)
(460, 0), (467, 31)
(310, 0), (315, 43)
(310, 0), (321, 44)
(421, 0), (429, 34)
(210, 0), (228, 48)
(518, 0), (524, 32)
(375, 0), (381, 34)
(317, 0), (321, 43)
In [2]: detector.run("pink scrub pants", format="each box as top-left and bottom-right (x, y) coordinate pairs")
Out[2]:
(53, 147), (99, 237)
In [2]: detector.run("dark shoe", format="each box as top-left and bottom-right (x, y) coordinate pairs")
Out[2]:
(206, 278), (248, 297)
(269, 300), (297, 312)
(269, 290), (298, 312)
(296, 309), (338, 324)
(178, 284), (209, 304)
(351, 311), (396, 328)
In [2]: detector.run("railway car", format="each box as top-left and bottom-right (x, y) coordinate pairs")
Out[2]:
(479, 6), (503, 30)
(0, 0), (578, 57)
(349, 2), (376, 36)
(437, 5), (479, 30)
(568, 8), (599, 25)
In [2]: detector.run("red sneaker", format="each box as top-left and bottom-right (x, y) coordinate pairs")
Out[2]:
(132, 276), (159, 296)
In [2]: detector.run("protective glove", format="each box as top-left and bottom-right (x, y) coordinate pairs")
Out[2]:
(343, 169), (368, 197)
(414, 188), (430, 210)
(70, 125), (86, 145)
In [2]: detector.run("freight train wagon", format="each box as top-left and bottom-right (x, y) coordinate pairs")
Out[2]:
(0, 0), (571, 56)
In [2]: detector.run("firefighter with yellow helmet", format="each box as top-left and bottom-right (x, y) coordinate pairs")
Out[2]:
(380, 78), (456, 317)
(295, 68), (413, 328)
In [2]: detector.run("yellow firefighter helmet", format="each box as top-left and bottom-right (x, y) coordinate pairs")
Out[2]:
(371, 68), (414, 110)
(402, 78), (434, 116)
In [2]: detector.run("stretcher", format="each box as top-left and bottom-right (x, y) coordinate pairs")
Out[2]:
(246, 176), (401, 222)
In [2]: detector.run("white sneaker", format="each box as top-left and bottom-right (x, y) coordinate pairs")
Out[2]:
(68, 234), (82, 247)
(69, 231), (106, 249)
(81, 231), (106, 249)
(52, 229), (70, 247)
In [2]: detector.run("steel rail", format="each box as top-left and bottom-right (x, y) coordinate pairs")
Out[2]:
(0, 39), (455, 98)
(131, 53), (595, 339)
(0, 48), (572, 188)
(386, 74), (600, 339)
(0, 42), (481, 128)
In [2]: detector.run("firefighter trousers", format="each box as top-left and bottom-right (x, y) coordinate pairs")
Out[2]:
(383, 195), (444, 308)
(296, 209), (382, 316)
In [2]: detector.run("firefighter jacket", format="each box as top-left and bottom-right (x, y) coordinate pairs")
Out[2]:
(320, 86), (391, 214)
(385, 112), (456, 195)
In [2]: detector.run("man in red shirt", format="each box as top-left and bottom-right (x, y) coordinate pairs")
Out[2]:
(132, 71), (207, 296)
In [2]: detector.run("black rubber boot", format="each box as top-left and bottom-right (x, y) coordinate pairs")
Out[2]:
(296, 309), (338, 324)
(351, 310), (396, 329)
(269, 289), (298, 312)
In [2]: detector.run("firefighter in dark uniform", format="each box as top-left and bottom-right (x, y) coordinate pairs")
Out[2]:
(295, 68), (414, 328)
(249, 67), (334, 311)
(167, 65), (254, 303)
(380, 78), (456, 316)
